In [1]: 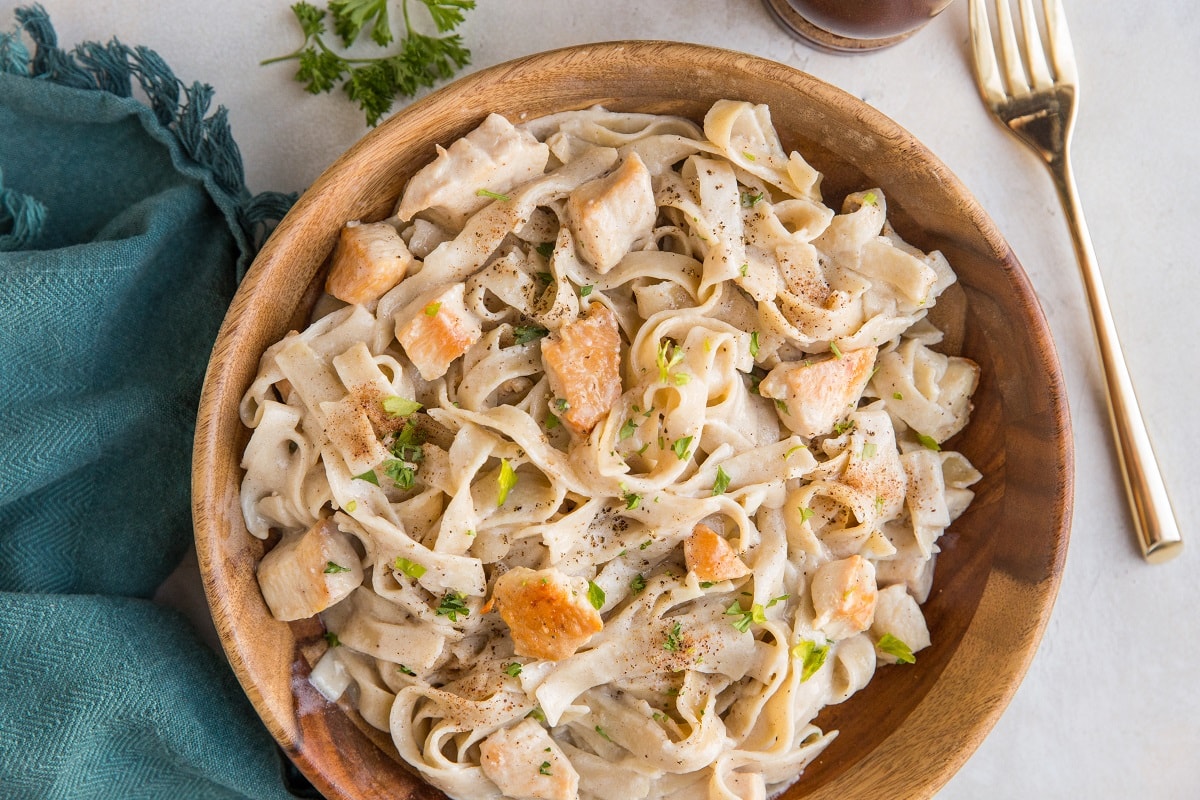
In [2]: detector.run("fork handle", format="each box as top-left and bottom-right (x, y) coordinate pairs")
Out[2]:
(1051, 158), (1183, 563)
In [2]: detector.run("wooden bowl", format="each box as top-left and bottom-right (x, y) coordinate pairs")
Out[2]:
(193, 41), (1072, 800)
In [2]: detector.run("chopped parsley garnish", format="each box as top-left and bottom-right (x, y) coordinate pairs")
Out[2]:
(832, 419), (856, 436)
(671, 436), (693, 461)
(673, 372), (690, 386)
(535, 241), (554, 258)
(742, 150), (757, 161)
(503, 662), (523, 677)
(393, 557), (426, 578)
(344, 499), (358, 513)
(749, 331), (760, 358)
(594, 724), (611, 741)
(580, 285), (594, 297)
(324, 631), (341, 647)
(382, 395), (422, 417)
(398, 664), (416, 676)
(619, 418), (638, 440)
(773, 398), (789, 414)
(861, 442), (878, 459)
(829, 341), (843, 358)
(586, 580), (605, 610)
(916, 432), (942, 451)
(423, 300), (441, 316)
(784, 444), (807, 460)
(553, 397), (570, 414)
(544, 412), (561, 430)
(475, 188), (510, 201)
(893, 391), (904, 400)
(528, 706), (546, 722)
(353, 469), (380, 485)
(538, 761), (552, 776)
(877, 633), (916, 664)
(862, 191), (878, 206)
(799, 506), (815, 523)
(656, 339), (685, 384)
(388, 419), (425, 462)
(630, 574), (646, 593)
(663, 621), (683, 652)
(497, 458), (517, 506)
(639, 540), (652, 550)
(792, 639), (830, 681)
(435, 591), (469, 622)
(739, 263), (749, 277)
(536, 271), (554, 284)
(323, 561), (351, 574)
(725, 599), (770, 633)
(712, 465), (731, 496)
(740, 190), (765, 207)
(623, 490), (643, 510)
(382, 458), (416, 489)
(513, 324), (549, 344)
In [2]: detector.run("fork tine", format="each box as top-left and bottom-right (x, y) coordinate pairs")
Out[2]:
(1043, 0), (1079, 85)
(994, 0), (1030, 96)
(1017, 0), (1053, 88)
(968, 0), (1007, 106)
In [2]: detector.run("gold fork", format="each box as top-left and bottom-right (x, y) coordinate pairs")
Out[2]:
(968, 0), (1182, 563)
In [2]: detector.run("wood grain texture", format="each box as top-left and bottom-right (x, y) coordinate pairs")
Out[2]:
(192, 41), (1072, 800)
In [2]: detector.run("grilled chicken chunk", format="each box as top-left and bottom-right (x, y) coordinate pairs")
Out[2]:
(565, 153), (657, 273)
(810, 554), (877, 641)
(395, 283), (482, 381)
(540, 303), (622, 435)
(394, 113), (550, 230)
(684, 523), (751, 582)
(759, 346), (878, 439)
(494, 566), (603, 661)
(257, 518), (362, 621)
(325, 221), (414, 305)
(479, 719), (580, 800)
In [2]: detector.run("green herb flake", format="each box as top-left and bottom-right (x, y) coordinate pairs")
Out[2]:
(423, 301), (441, 316)
(586, 580), (606, 610)
(475, 188), (510, 201)
(398, 663), (416, 675)
(893, 391), (904, 400)
(742, 150), (757, 161)
(656, 339), (685, 383)
(916, 432), (942, 451)
(435, 591), (470, 622)
(353, 469), (380, 485)
(553, 397), (570, 414)
(672, 372), (691, 386)
(323, 561), (351, 574)
(829, 341), (843, 358)
(630, 574), (646, 594)
(503, 662), (522, 677)
(619, 418), (638, 440)
(382, 458), (416, 489)
(389, 420), (425, 462)
(640, 540), (652, 550)
(739, 263), (749, 277)
(663, 621), (683, 651)
(536, 271), (554, 285)
(671, 436), (693, 461)
(623, 491), (643, 510)
(513, 324), (550, 345)
(792, 639), (831, 682)
(497, 458), (517, 506)
(344, 499), (358, 513)
(799, 506), (814, 523)
(712, 465), (731, 496)
(877, 633), (916, 664)
(393, 556), (426, 579)
(382, 395), (422, 417)
(784, 444), (807, 460)
(862, 191), (878, 206)
(528, 706), (547, 722)
(832, 419), (856, 436)
(544, 412), (561, 430)
(861, 442), (878, 459)
(538, 761), (552, 776)
(580, 285), (594, 297)
(773, 398), (789, 414)
(740, 190), (764, 207)
(595, 725), (611, 741)
(324, 631), (341, 647)
(535, 241), (554, 258)
(725, 600), (758, 633)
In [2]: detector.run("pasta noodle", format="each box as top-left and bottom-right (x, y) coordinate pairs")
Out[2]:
(240, 99), (981, 800)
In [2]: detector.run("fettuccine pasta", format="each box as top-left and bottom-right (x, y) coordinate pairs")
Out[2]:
(239, 100), (981, 800)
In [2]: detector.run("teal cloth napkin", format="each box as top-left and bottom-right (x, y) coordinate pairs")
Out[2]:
(1, 6), (300, 798)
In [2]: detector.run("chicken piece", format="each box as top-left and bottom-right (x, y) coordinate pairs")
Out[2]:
(759, 346), (878, 439)
(870, 583), (931, 663)
(395, 283), (482, 381)
(494, 566), (603, 661)
(394, 113), (550, 230)
(325, 221), (414, 305)
(810, 554), (877, 641)
(684, 523), (751, 582)
(479, 719), (579, 800)
(540, 303), (622, 436)
(256, 518), (362, 622)
(565, 152), (656, 273)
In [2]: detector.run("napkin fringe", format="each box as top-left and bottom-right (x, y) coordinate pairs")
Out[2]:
(2, 4), (295, 260)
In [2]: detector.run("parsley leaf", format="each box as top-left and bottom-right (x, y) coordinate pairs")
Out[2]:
(587, 580), (605, 610)
(382, 458), (416, 489)
(497, 458), (517, 506)
(513, 324), (549, 344)
(877, 633), (916, 664)
(435, 591), (469, 622)
(264, 0), (476, 126)
(663, 621), (683, 652)
(353, 469), (380, 485)
(630, 573), (646, 594)
(324, 561), (351, 574)
(382, 395), (422, 417)
(619, 418), (638, 440)
(791, 639), (830, 681)
(503, 662), (522, 677)
(539, 761), (552, 776)
(671, 436), (693, 461)
(393, 556), (426, 578)
(712, 465), (731, 496)
(916, 432), (942, 451)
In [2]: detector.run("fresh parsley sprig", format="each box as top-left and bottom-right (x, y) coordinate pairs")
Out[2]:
(263, 0), (475, 125)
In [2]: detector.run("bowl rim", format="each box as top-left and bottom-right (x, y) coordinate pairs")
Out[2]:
(193, 39), (1073, 800)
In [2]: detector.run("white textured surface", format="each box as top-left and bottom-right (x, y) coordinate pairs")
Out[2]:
(10, 0), (1199, 796)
